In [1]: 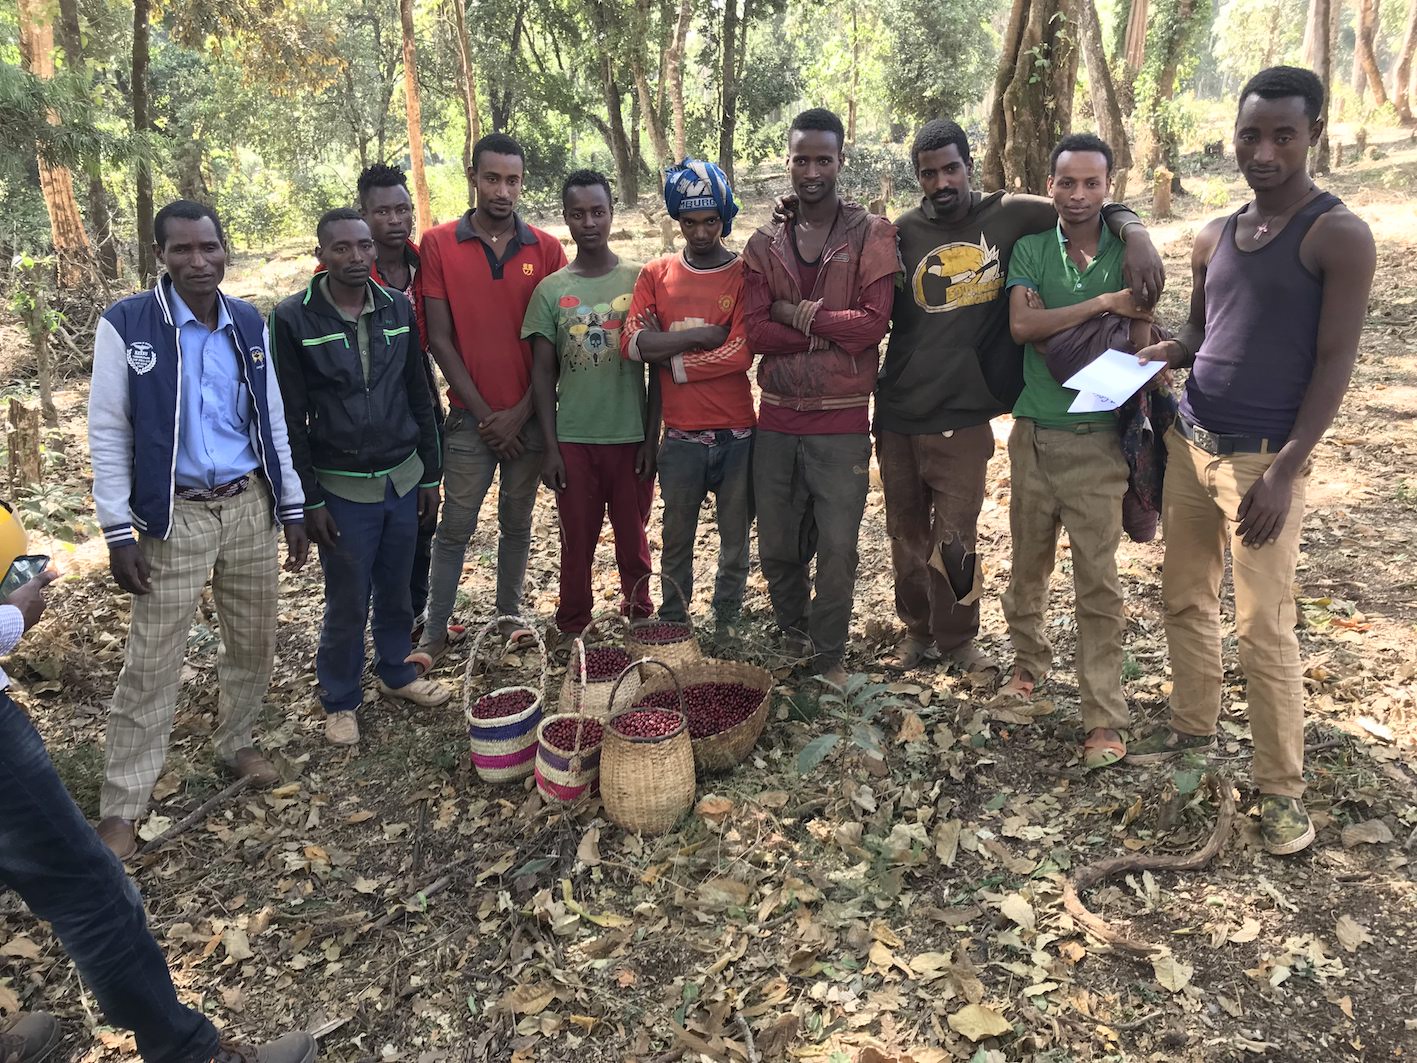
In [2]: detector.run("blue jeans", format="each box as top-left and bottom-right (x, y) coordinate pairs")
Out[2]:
(0, 691), (219, 1062)
(317, 482), (420, 713)
(657, 432), (753, 622)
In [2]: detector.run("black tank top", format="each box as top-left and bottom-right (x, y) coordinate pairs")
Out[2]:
(1181, 191), (1340, 439)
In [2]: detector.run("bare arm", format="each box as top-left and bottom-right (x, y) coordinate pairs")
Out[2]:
(530, 335), (564, 490)
(1136, 216), (1224, 368)
(1008, 285), (1150, 345)
(426, 297), (493, 422)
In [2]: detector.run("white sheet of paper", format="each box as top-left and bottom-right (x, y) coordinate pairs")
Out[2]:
(1067, 390), (1119, 413)
(1062, 347), (1166, 408)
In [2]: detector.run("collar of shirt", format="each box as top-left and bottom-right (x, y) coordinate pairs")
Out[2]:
(320, 274), (376, 322)
(455, 209), (535, 253)
(168, 282), (233, 334)
(1055, 217), (1111, 286)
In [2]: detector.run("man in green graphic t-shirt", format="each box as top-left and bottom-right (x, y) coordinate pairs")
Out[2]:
(526, 170), (658, 643)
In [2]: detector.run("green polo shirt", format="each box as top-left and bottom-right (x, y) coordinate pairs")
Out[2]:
(316, 275), (423, 503)
(1005, 221), (1124, 429)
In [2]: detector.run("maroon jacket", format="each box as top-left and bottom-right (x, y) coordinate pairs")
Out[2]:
(743, 202), (897, 412)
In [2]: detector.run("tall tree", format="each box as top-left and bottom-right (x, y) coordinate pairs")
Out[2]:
(399, 0), (433, 232)
(17, 0), (93, 288)
(449, 0), (481, 184)
(55, 0), (118, 281)
(666, 0), (692, 160)
(631, 0), (672, 168)
(718, 0), (742, 181)
(1395, 0), (1417, 123)
(1311, 0), (1333, 172)
(133, 0), (155, 285)
(847, 0), (860, 144)
(982, 0), (1082, 193)
(1353, 0), (1389, 104)
(1080, 0), (1133, 199)
(1141, 0), (1209, 175)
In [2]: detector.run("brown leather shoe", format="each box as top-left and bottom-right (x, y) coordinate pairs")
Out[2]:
(1, 1011), (60, 1063)
(226, 748), (279, 787)
(210, 1031), (317, 1063)
(96, 816), (137, 861)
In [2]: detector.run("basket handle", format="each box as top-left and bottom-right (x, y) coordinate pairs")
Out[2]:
(570, 637), (588, 713)
(607, 656), (685, 723)
(462, 614), (548, 718)
(629, 570), (694, 635)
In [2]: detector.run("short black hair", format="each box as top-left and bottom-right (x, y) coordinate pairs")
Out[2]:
(356, 162), (409, 206)
(472, 132), (524, 172)
(562, 169), (614, 208)
(789, 108), (846, 152)
(154, 199), (225, 249)
(912, 119), (972, 170)
(1050, 132), (1114, 174)
(1238, 65), (1325, 123)
(317, 207), (367, 244)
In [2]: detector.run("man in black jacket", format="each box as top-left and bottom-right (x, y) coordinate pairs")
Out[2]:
(272, 208), (448, 747)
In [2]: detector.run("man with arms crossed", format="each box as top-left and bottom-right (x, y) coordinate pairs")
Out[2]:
(1129, 66), (1376, 855)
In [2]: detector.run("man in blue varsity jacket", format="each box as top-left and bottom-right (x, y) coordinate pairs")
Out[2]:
(88, 200), (309, 862)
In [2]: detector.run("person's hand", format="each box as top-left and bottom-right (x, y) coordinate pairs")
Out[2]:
(771, 194), (799, 225)
(635, 439), (657, 482)
(637, 310), (662, 334)
(1120, 227), (1166, 308)
(1148, 367), (1175, 391)
(7, 568), (58, 631)
(1099, 290), (1154, 320)
(479, 408), (527, 459)
(1022, 288), (1046, 310)
(284, 522), (310, 571)
(418, 486), (441, 531)
(1136, 338), (1189, 368)
(305, 506), (340, 549)
(541, 447), (567, 492)
(692, 324), (730, 350)
(769, 300), (799, 327)
(1235, 465), (1295, 548)
(109, 543), (152, 595)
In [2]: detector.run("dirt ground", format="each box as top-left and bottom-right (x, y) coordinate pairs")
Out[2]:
(1, 128), (1416, 1063)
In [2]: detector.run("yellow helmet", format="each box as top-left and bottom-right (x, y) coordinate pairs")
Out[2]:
(0, 501), (29, 578)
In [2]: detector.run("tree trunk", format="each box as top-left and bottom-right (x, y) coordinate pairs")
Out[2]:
(982, 0), (1081, 193)
(133, 0), (155, 284)
(1355, 0), (1389, 105)
(667, 0), (692, 160)
(1081, 0), (1132, 198)
(449, 0), (481, 185)
(718, 0), (740, 183)
(1395, 0), (1417, 123)
(55, 0), (118, 282)
(1144, 0), (1203, 176)
(847, 2), (860, 145)
(1123, 0), (1149, 69)
(633, 60), (672, 168)
(1312, 0), (1333, 172)
(17, 0), (93, 289)
(399, 0), (433, 233)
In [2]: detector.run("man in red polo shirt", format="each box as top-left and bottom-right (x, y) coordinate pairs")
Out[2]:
(411, 133), (567, 668)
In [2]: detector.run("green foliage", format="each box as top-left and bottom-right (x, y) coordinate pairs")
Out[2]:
(881, 0), (996, 126)
(796, 674), (908, 774)
(1210, 0), (1304, 83)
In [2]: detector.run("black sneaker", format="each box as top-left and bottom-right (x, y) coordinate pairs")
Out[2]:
(0, 1012), (59, 1063)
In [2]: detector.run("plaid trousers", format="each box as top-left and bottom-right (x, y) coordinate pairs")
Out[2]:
(101, 482), (279, 820)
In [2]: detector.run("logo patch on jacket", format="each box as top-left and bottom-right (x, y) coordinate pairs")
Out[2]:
(249, 347), (266, 368)
(126, 341), (157, 375)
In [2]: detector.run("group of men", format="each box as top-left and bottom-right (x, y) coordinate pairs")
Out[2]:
(0, 61), (1375, 1063)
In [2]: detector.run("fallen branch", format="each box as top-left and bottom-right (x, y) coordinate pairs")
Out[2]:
(139, 776), (252, 855)
(734, 1012), (760, 1063)
(1062, 772), (1235, 957)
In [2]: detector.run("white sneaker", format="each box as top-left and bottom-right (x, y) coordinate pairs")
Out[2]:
(378, 676), (451, 707)
(325, 712), (359, 746)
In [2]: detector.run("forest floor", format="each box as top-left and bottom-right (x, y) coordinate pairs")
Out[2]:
(1, 127), (1416, 1063)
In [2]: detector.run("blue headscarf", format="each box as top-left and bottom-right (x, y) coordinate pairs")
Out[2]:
(664, 158), (739, 237)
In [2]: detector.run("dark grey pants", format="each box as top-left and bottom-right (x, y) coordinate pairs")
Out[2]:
(753, 430), (870, 668)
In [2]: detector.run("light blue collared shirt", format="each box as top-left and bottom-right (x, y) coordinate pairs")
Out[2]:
(169, 286), (260, 489)
(0, 603), (24, 689)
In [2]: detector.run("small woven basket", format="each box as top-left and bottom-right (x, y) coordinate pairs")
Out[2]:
(633, 657), (774, 773)
(463, 615), (547, 784)
(624, 574), (702, 675)
(599, 658), (696, 834)
(534, 709), (603, 803)
(556, 635), (637, 720)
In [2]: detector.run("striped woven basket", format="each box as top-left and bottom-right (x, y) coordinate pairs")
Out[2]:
(535, 711), (603, 802)
(463, 615), (547, 784)
(624, 574), (702, 676)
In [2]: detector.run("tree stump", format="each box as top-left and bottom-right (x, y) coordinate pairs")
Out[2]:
(1335, 142), (1345, 167)
(660, 216), (676, 254)
(7, 400), (42, 496)
(1153, 167), (1173, 219)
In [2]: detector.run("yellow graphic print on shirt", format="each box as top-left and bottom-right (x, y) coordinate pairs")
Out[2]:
(911, 235), (1003, 314)
(558, 291), (634, 370)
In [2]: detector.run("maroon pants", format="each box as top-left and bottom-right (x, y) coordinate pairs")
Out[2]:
(555, 442), (655, 634)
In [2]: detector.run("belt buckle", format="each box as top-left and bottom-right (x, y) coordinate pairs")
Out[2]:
(1191, 422), (1221, 454)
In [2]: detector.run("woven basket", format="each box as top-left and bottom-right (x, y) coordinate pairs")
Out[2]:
(535, 711), (603, 802)
(463, 615), (547, 784)
(624, 574), (702, 675)
(633, 657), (774, 773)
(556, 636), (637, 720)
(599, 658), (696, 834)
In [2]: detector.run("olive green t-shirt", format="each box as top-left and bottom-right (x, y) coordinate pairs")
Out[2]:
(521, 262), (646, 445)
(1005, 222), (1124, 429)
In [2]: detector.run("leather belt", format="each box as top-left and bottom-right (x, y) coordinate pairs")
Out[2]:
(175, 475), (251, 502)
(1177, 415), (1283, 456)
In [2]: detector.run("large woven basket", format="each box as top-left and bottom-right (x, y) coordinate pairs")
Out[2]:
(556, 636), (637, 720)
(534, 710), (603, 803)
(599, 658), (696, 834)
(633, 657), (774, 773)
(463, 616), (547, 784)
(624, 574), (702, 675)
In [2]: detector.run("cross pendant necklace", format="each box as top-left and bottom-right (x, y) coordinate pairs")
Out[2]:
(1253, 184), (1315, 242)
